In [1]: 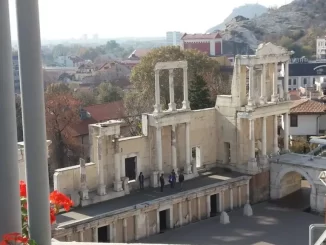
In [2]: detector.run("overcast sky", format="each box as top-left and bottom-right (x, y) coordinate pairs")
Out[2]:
(8, 0), (293, 40)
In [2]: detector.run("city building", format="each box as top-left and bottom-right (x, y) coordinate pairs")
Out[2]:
(166, 31), (182, 46)
(12, 54), (20, 93)
(316, 36), (326, 60)
(180, 33), (223, 57)
(54, 56), (84, 68)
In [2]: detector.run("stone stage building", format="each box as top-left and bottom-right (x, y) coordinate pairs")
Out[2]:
(37, 43), (326, 243)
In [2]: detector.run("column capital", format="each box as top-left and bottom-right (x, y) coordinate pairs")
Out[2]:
(169, 69), (174, 75)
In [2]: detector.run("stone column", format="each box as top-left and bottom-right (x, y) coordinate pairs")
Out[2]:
(168, 69), (176, 111)
(238, 186), (242, 207)
(123, 218), (128, 242)
(113, 137), (123, 192)
(260, 64), (267, 105)
(187, 199), (192, 223)
(248, 119), (257, 171)
(206, 195), (211, 218)
(156, 127), (163, 172)
(96, 136), (106, 196)
(178, 202), (183, 226)
(171, 125), (177, 172)
(219, 191), (224, 212)
(197, 198), (201, 221)
(284, 61), (289, 100)
(79, 158), (89, 200)
(182, 67), (190, 110)
(154, 70), (161, 114)
(284, 113), (289, 152)
(261, 117), (268, 166)
(185, 122), (192, 174)
(92, 227), (98, 242)
(230, 189), (233, 210)
(110, 222), (116, 242)
(220, 190), (230, 224)
(244, 182), (253, 216)
(247, 66), (255, 107)
(78, 231), (84, 242)
(65, 234), (72, 242)
(271, 62), (279, 102)
(273, 115), (279, 154)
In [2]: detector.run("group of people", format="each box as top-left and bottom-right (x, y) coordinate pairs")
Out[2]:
(138, 170), (185, 192)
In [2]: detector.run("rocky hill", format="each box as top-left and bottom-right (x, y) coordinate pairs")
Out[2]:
(217, 0), (326, 56)
(207, 4), (267, 33)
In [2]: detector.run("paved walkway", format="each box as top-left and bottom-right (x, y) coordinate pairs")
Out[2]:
(139, 202), (323, 245)
(57, 169), (244, 225)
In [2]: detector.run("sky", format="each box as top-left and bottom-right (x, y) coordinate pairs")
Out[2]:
(8, 0), (293, 40)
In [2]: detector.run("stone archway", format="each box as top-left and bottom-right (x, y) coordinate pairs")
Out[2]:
(271, 166), (317, 211)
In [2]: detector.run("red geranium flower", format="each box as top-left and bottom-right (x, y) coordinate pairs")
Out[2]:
(19, 181), (26, 197)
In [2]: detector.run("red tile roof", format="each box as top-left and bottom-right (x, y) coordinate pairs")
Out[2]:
(181, 33), (222, 40)
(84, 100), (125, 122)
(128, 49), (151, 59)
(290, 99), (326, 114)
(69, 117), (97, 137)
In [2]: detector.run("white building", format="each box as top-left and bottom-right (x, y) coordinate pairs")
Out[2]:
(166, 31), (182, 46)
(281, 99), (326, 140)
(316, 36), (326, 60)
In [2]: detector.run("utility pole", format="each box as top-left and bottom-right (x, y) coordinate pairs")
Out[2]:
(15, 0), (51, 244)
(0, 0), (22, 237)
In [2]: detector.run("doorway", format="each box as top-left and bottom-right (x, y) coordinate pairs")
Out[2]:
(159, 209), (170, 232)
(125, 156), (136, 181)
(210, 194), (220, 217)
(192, 146), (201, 168)
(97, 225), (110, 242)
(224, 142), (231, 164)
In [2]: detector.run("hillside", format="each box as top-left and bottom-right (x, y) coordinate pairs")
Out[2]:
(218, 0), (326, 57)
(206, 4), (267, 33)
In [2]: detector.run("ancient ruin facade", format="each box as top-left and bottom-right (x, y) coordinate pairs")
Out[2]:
(49, 43), (308, 243)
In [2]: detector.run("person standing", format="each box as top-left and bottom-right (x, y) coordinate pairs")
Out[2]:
(179, 172), (184, 190)
(171, 169), (176, 188)
(160, 174), (165, 192)
(138, 172), (144, 190)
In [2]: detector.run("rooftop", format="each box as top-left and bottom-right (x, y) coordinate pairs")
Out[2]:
(84, 101), (125, 122)
(181, 33), (222, 40)
(290, 99), (326, 114)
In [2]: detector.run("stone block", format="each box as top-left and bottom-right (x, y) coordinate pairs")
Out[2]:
(114, 180), (123, 192)
(244, 203), (253, 216)
(220, 211), (230, 224)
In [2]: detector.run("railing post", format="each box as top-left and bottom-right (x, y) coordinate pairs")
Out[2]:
(0, 0), (22, 237)
(16, 0), (51, 244)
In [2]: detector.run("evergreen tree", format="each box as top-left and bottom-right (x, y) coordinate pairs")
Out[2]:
(189, 75), (214, 110)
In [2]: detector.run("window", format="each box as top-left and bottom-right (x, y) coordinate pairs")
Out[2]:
(288, 79), (292, 85)
(288, 88), (292, 91)
(293, 79), (297, 85)
(290, 115), (298, 127)
(313, 78), (316, 84)
(303, 78), (307, 85)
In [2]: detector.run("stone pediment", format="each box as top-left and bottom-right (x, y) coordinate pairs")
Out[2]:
(255, 42), (289, 57)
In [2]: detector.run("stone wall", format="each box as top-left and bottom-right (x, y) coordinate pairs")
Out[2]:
(250, 171), (270, 203)
(52, 176), (251, 243)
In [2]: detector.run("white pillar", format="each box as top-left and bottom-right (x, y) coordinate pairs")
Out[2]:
(206, 195), (211, 218)
(0, 0), (22, 238)
(78, 231), (84, 242)
(246, 183), (250, 204)
(284, 113), (289, 151)
(230, 189), (233, 210)
(273, 115), (279, 154)
(171, 125), (177, 171)
(244, 182), (253, 216)
(219, 191), (224, 212)
(185, 122), (192, 174)
(80, 158), (89, 200)
(111, 222), (116, 242)
(168, 69), (176, 111)
(178, 202), (183, 226)
(260, 64), (267, 105)
(197, 198), (201, 220)
(182, 67), (190, 110)
(156, 127), (163, 172)
(272, 62), (279, 102)
(238, 186), (242, 207)
(188, 200), (192, 223)
(97, 136), (106, 196)
(248, 119), (257, 169)
(284, 61), (289, 100)
(123, 218), (128, 242)
(114, 152), (123, 192)
(92, 227), (98, 242)
(261, 117), (268, 165)
(154, 70), (161, 114)
(247, 66), (255, 107)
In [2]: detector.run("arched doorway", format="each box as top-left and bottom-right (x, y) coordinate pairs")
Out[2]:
(271, 167), (316, 212)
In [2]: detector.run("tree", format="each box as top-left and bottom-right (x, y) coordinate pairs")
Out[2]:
(96, 82), (124, 104)
(46, 83), (72, 95)
(189, 74), (214, 110)
(73, 89), (97, 106)
(45, 89), (81, 169)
